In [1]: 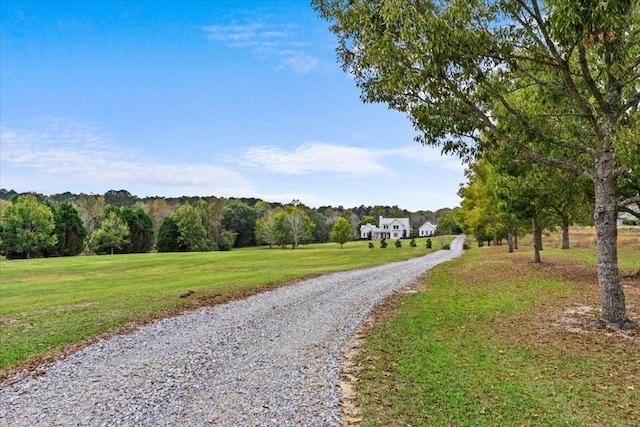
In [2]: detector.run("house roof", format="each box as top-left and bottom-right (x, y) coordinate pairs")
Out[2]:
(379, 216), (410, 229)
(419, 221), (437, 230)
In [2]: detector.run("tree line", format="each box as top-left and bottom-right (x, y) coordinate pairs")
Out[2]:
(312, 0), (639, 327)
(0, 189), (455, 259)
(452, 155), (597, 259)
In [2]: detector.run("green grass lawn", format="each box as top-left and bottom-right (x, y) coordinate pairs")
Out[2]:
(353, 231), (640, 426)
(0, 237), (448, 372)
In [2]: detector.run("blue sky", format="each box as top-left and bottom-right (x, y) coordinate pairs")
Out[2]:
(0, 0), (465, 211)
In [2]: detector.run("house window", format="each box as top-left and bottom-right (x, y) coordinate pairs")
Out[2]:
(393, 225), (399, 230)
(383, 225), (388, 229)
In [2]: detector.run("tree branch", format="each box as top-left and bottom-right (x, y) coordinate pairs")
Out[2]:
(618, 196), (640, 213)
(577, 43), (610, 118)
(619, 55), (640, 83)
(521, 0), (604, 141)
(621, 90), (640, 114)
(442, 77), (593, 179)
(486, 81), (597, 155)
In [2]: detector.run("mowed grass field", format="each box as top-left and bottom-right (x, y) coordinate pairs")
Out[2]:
(0, 237), (449, 373)
(351, 227), (640, 426)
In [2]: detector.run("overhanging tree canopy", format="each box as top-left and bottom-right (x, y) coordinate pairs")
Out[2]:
(314, 0), (639, 327)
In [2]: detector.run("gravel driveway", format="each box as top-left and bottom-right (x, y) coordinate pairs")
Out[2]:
(0, 237), (464, 426)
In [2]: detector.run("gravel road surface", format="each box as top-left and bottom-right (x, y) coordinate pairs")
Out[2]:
(0, 237), (464, 426)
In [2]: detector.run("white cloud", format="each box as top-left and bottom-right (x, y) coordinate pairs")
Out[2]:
(390, 145), (465, 171)
(202, 21), (319, 75)
(0, 120), (252, 197)
(203, 23), (290, 44)
(239, 142), (464, 177)
(277, 50), (319, 75)
(241, 142), (392, 176)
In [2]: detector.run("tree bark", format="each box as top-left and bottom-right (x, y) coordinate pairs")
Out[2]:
(561, 214), (570, 249)
(514, 230), (518, 250)
(507, 220), (514, 253)
(593, 153), (629, 326)
(532, 217), (541, 263)
(534, 224), (543, 251)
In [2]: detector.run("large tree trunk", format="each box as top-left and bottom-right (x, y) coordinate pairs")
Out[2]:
(514, 230), (518, 250)
(507, 220), (514, 253)
(593, 156), (629, 326)
(532, 217), (541, 263)
(561, 214), (570, 249)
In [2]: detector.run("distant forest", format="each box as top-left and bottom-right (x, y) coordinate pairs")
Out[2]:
(0, 188), (455, 259)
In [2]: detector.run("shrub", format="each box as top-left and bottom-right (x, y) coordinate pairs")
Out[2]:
(380, 238), (388, 248)
(426, 238), (432, 249)
(410, 238), (416, 247)
(216, 229), (237, 251)
(442, 243), (451, 250)
(463, 242), (471, 250)
(395, 239), (402, 248)
(368, 242), (374, 249)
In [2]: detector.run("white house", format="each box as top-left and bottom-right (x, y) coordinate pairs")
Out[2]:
(418, 221), (437, 237)
(360, 216), (411, 240)
(617, 204), (639, 226)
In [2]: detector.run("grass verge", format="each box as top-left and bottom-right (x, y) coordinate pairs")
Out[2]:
(352, 228), (639, 426)
(0, 237), (450, 374)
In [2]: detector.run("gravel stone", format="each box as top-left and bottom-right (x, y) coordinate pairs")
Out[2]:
(0, 237), (464, 426)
